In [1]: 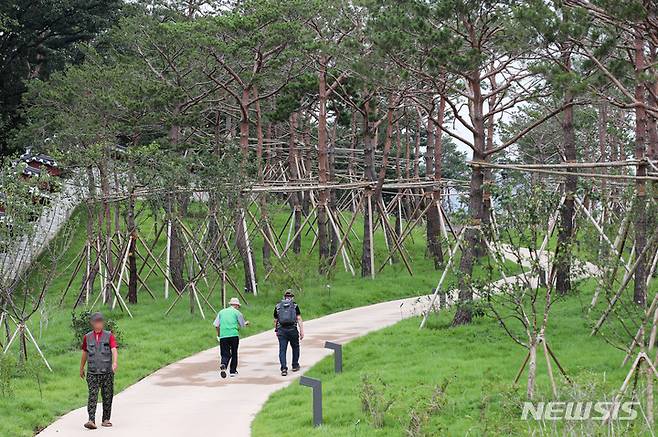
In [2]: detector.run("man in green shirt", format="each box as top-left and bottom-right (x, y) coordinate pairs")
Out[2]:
(213, 297), (248, 378)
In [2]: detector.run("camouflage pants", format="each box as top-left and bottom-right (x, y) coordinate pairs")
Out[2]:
(87, 373), (114, 422)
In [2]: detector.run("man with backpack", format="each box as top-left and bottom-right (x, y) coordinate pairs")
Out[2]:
(273, 289), (304, 376)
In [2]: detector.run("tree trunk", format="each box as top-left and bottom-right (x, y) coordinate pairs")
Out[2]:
(167, 198), (186, 296)
(598, 103), (610, 258)
(317, 60), (330, 270)
(253, 87), (271, 271)
(233, 204), (256, 294)
(556, 76), (576, 296)
(301, 121), (312, 215)
(394, 121), (403, 238)
(235, 89), (258, 293)
(427, 97), (446, 268)
(376, 96), (397, 265)
(329, 123), (339, 259)
(168, 114), (187, 298)
(288, 113), (302, 254)
(527, 340), (537, 400)
(348, 113), (357, 212)
(81, 166), (98, 306)
(361, 100), (376, 278)
(98, 158), (113, 305)
(633, 32), (648, 306)
(239, 88), (250, 160)
(425, 105), (436, 257)
(403, 120), (413, 219)
(413, 115), (420, 179)
(648, 47), (658, 283)
(206, 111), (223, 264)
(453, 76), (486, 326)
(126, 179), (138, 304)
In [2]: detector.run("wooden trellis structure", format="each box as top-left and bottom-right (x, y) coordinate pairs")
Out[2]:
(59, 213), (247, 319)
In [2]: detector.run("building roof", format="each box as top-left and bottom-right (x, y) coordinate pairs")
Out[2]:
(19, 149), (58, 167)
(22, 165), (42, 177)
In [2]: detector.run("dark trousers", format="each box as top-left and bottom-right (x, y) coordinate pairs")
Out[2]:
(277, 327), (300, 371)
(220, 336), (240, 374)
(87, 373), (114, 422)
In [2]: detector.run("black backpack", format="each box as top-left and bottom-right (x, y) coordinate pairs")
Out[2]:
(277, 300), (297, 327)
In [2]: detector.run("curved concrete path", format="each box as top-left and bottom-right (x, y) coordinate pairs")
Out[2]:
(38, 295), (433, 437)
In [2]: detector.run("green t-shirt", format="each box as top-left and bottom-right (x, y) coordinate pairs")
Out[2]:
(213, 307), (246, 338)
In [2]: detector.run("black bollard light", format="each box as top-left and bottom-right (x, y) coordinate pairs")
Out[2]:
(299, 376), (322, 427)
(324, 341), (343, 373)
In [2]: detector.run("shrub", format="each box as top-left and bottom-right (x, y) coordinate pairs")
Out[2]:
(360, 373), (394, 428)
(405, 380), (450, 437)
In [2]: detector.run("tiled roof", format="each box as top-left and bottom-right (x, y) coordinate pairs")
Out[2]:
(22, 165), (42, 177)
(20, 149), (58, 167)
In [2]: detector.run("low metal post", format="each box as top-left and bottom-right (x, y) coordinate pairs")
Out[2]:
(299, 376), (322, 426)
(324, 341), (343, 373)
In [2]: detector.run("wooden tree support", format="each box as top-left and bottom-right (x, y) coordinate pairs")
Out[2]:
(2, 315), (52, 372)
(513, 337), (571, 398)
(419, 228), (465, 329)
(606, 352), (658, 425)
(592, 230), (658, 336)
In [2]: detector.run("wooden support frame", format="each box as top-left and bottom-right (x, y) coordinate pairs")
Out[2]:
(2, 315), (53, 372)
(419, 228), (465, 329)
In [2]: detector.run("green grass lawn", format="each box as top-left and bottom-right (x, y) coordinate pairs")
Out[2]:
(0, 201), (501, 436)
(252, 280), (658, 436)
(3, 198), (645, 436)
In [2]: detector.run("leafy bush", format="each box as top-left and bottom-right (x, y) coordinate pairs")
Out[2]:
(71, 311), (123, 348)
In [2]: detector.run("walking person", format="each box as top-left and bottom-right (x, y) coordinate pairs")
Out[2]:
(274, 290), (304, 376)
(80, 312), (118, 430)
(214, 297), (249, 378)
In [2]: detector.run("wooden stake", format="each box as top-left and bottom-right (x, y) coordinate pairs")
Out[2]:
(329, 196), (364, 271)
(221, 271), (227, 309)
(513, 350), (531, 385)
(112, 237), (131, 310)
(85, 241), (91, 303)
(420, 229), (465, 329)
(326, 207), (355, 275)
(574, 197), (630, 274)
(592, 233), (658, 335)
(376, 201), (414, 276)
(23, 323), (52, 372)
(541, 337), (558, 398)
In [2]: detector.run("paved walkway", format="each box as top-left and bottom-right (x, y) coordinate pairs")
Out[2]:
(38, 296), (432, 437)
